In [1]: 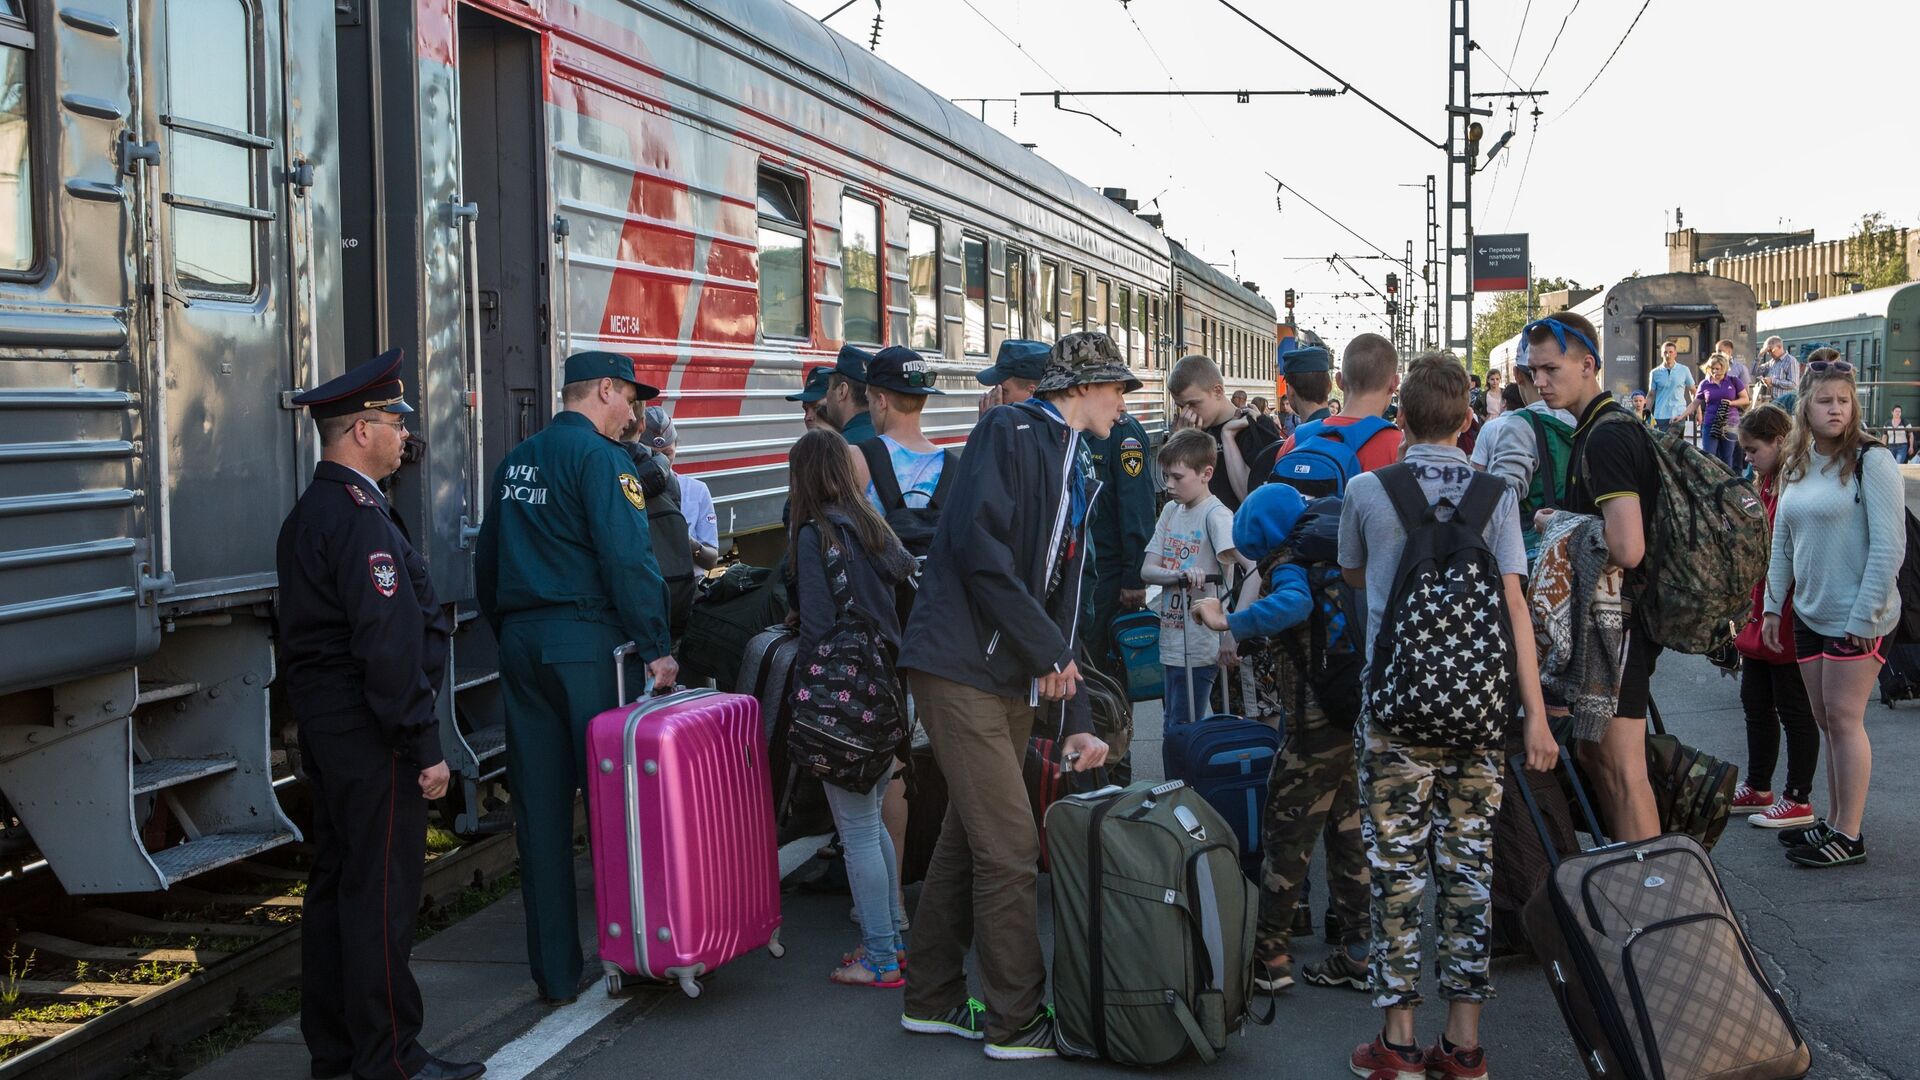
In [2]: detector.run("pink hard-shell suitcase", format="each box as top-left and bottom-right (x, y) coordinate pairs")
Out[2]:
(586, 642), (784, 998)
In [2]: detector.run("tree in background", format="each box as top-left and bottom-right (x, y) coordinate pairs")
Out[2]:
(1848, 212), (1910, 291)
(1471, 276), (1569, 372)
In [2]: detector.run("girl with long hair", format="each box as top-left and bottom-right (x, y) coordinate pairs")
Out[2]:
(1761, 352), (1906, 866)
(1731, 406), (1819, 829)
(786, 428), (919, 983)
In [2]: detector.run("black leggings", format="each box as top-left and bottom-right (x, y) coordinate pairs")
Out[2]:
(1739, 657), (1820, 803)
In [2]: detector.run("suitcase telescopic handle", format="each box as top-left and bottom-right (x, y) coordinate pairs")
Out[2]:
(1507, 747), (1610, 867)
(613, 641), (638, 705)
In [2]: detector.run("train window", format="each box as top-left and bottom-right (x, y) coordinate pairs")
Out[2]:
(1069, 270), (1086, 333)
(0, 8), (32, 274)
(1118, 285), (1132, 358)
(907, 216), (938, 350)
(1039, 259), (1058, 342)
(840, 194), (880, 344)
(963, 233), (988, 355)
(756, 168), (808, 340)
(1006, 250), (1027, 341)
(1149, 297), (1160, 367)
(164, 0), (266, 296)
(1201, 316), (1210, 358)
(1095, 279), (1110, 342)
(1132, 292), (1147, 367)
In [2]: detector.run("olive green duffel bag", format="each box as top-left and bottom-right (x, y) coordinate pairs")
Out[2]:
(1046, 780), (1269, 1065)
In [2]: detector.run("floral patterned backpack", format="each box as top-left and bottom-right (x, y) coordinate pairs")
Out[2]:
(785, 527), (908, 794)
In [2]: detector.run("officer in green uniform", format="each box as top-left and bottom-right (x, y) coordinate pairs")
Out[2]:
(821, 344), (878, 445)
(1081, 403), (1155, 678)
(474, 351), (677, 1004)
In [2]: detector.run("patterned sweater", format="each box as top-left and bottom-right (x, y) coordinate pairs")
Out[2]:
(1765, 446), (1906, 639)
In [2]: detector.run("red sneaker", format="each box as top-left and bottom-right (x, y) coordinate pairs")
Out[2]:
(1731, 783), (1775, 813)
(1424, 1039), (1490, 1079)
(1350, 1035), (1425, 1080)
(1751, 797), (1817, 829)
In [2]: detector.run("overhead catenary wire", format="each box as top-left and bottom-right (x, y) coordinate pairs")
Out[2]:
(1529, 0), (1582, 85)
(952, 0), (1138, 149)
(1555, 0), (1654, 120)
(1505, 0), (1535, 89)
(1264, 173), (1398, 263)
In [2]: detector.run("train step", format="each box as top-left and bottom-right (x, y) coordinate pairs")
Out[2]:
(131, 755), (238, 795)
(148, 829), (299, 888)
(464, 724), (506, 761)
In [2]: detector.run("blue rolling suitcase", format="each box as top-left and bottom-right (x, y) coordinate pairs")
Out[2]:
(1110, 610), (1164, 703)
(1161, 657), (1281, 877)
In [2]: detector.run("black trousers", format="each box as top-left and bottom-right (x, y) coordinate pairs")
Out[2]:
(300, 711), (429, 1080)
(1739, 658), (1820, 803)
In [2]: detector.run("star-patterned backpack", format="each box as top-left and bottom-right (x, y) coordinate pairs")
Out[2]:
(1363, 466), (1515, 750)
(785, 527), (908, 795)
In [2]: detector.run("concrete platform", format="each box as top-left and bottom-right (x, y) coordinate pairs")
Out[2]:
(190, 657), (1917, 1080)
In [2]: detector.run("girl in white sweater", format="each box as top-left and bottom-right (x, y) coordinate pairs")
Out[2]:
(1761, 352), (1905, 867)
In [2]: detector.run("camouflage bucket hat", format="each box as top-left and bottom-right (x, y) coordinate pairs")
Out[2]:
(1036, 331), (1143, 394)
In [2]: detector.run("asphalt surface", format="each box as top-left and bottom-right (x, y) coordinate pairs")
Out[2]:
(502, 655), (1915, 1080)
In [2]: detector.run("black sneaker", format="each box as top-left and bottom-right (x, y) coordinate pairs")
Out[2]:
(984, 1008), (1058, 1061)
(1253, 953), (1294, 993)
(1786, 831), (1866, 868)
(1290, 901), (1314, 937)
(901, 997), (986, 1041)
(1777, 819), (1833, 848)
(1301, 946), (1369, 991)
(1321, 910), (1347, 946)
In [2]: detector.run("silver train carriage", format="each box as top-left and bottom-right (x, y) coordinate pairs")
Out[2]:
(1169, 237), (1279, 415)
(0, 0), (1271, 893)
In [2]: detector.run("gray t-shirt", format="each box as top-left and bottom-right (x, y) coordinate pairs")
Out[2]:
(1470, 399), (1576, 497)
(1338, 443), (1528, 677)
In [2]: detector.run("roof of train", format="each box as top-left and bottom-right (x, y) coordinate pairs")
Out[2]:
(696, 0), (1171, 259)
(1756, 281), (1920, 332)
(1168, 239), (1278, 320)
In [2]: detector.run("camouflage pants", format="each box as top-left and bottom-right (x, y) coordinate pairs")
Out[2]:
(1358, 727), (1503, 1009)
(1253, 697), (1369, 961)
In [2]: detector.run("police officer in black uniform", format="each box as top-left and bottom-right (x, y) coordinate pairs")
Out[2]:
(277, 349), (482, 1080)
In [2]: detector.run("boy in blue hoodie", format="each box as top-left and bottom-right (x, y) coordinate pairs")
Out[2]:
(1190, 481), (1370, 996)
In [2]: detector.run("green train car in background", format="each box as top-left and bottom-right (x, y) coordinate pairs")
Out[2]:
(1757, 282), (1920, 425)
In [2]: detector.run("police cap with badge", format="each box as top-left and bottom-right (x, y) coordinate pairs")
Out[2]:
(786, 364), (834, 402)
(1280, 344), (1332, 378)
(292, 348), (416, 419)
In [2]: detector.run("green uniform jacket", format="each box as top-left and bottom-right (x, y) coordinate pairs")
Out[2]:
(1085, 413), (1156, 592)
(475, 411), (673, 664)
(840, 409), (878, 446)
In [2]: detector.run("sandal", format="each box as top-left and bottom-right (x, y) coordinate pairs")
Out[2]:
(840, 944), (908, 970)
(829, 952), (904, 989)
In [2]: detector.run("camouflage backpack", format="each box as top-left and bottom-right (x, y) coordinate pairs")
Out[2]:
(1581, 411), (1768, 654)
(1646, 705), (1739, 851)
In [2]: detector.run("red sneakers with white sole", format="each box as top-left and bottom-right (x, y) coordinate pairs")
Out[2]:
(1751, 797), (1817, 829)
(1731, 783), (1775, 813)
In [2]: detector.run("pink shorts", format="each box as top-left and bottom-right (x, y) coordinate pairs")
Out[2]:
(1792, 614), (1884, 664)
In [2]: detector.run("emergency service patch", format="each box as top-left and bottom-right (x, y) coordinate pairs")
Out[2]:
(1119, 436), (1143, 451)
(368, 551), (399, 598)
(1120, 449), (1144, 477)
(345, 483), (379, 507)
(619, 473), (646, 511)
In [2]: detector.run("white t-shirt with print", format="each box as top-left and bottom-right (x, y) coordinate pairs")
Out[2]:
(1148, 495), (1236, 667)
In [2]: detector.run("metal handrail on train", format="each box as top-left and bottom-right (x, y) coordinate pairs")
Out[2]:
(453, 197), (484, 545)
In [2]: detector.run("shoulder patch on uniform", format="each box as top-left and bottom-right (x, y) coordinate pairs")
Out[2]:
(367, 551), (399, 598)
(345, 483), (379, 508)
(1119, 436), (1142, 451)
(1120, 448), (1145, 478)
(618, 473), (646, 511)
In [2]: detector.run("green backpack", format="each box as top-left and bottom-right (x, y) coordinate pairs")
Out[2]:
(1518, 409), (1574, 559)
(1046, 780), (1269, 1066)
(1580, 410), (1768, 654)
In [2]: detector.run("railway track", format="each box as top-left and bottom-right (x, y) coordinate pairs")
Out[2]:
(0, 831), (521, 1080)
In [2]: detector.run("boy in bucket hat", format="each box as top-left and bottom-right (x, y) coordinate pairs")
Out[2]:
(898, 332), (1137, 1060)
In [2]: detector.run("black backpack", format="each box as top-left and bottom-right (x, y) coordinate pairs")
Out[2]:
(1280, 497), (1364, 724)
(857, 440), (957, 622)
(677, 562), (787, 687)
(1364, 466), (1516, 750)
(785, 528), (907, 795)
(1856, 445), (1920, 644)
(627, 445), (697, 638)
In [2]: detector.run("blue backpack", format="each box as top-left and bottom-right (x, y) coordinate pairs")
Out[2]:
(1267, 416), (1395, 499)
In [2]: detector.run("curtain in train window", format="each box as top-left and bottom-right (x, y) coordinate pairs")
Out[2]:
(907, 217), (938, 350)
(1068, 270), (1086, 333)
(1134, 293), (1148, 367)
(1005, 250), (1026, 341)
(165, 0), (268, 296)
(756, 169), (808, 340)
(841, 194), (880, 344)
(963, 233), (987, 355)
(1039, 260), (1059, 342)
(0, 10), (32, 274)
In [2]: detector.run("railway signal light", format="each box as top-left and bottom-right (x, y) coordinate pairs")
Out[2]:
(1284, 288), (1296, 311)
(1385, 272), (1398, 296)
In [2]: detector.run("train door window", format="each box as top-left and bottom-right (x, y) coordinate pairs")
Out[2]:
(756, 167), (808, 340)
(0, 8), (30, 274)
(1006, 249), (1027, 341)
(1149, 297), (1161, 367)
(1039, 259), (1058, 342)
(840, 193), (880, 344)
(1118, 285), (1132, 358)
(1201, 317), (1211, 358)
(164, 0), (269, 296)
(1069, 270), (1087, 333)
(907, 215), (938, 350)
(1133, 292), (1147, 367)
(963, 232), (988, 355)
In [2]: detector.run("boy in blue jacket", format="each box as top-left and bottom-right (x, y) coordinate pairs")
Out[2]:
(1191, 481), (1371, 996)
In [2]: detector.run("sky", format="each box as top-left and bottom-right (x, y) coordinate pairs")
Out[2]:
(790, 0), (1920, 355)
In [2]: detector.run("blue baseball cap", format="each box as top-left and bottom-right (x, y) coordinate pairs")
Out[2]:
(786, 365), (834, 403)
(977, 339), (1050, 385)
(834, 344), (874, 383)
(563, 350), (660, 398)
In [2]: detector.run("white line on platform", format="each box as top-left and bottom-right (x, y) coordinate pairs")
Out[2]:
(779, 831), (835, 880)
(483, 992), (627, 1080)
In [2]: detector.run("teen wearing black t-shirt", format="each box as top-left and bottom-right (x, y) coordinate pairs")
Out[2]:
(1168, 353), (1281, 511)
(1523, 312), (1664, 843)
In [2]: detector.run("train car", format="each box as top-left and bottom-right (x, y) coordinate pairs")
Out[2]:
(1757, 282), (1920, 424)
(0, 0), (1218, 894)
(1485, 289), (1606, 383)
(1597, 273), (1757, 401)
(1169, 239), (1278, 414)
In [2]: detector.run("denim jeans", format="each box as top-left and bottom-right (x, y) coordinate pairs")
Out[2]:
(823, 779), (907, 964)
(1163, 664), (1221, 727)
(1701, 432), (1740, 469)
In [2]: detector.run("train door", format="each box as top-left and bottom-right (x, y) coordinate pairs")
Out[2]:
(458, 7), (550, 477)
(135, 0), (301, 599)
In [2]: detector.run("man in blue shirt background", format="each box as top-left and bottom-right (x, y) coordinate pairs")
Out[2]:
(1646, 340), (1697, 433)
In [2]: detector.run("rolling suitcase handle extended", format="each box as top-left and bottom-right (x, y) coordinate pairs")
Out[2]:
(614, 641), (688, 707)
(1175, 573), (1225, 727)
(1507, 747), (1609, 868)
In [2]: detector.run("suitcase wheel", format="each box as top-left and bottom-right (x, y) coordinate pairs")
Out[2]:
(678, 976), (702, 999)
(767, 929), (786, 960)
